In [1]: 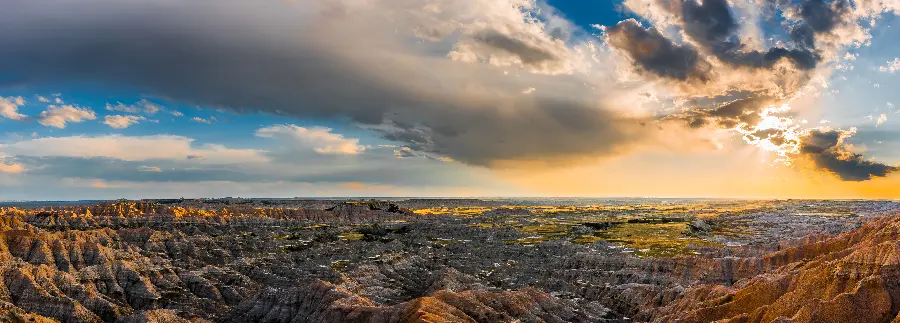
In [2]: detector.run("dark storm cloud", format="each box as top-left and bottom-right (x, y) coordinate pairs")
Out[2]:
(799, 130), (898, 181)
(680, 0), (819, 70)
(799, 0), (851, 32)
(605, 19), (710, 81)
(0, 0), (644, 167)
(609, 0), (827, 76)
(786, 0), (854, 51)
(0, 3), (396, 123)
(610, 0), (896, 182)
(789, 24), (817, 49)
(380, 97), (641, 166)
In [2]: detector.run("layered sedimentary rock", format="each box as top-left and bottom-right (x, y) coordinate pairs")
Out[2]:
(644, 215), (900, 322)
(0, 201), (898, 322)
(227, 280), (609, 323)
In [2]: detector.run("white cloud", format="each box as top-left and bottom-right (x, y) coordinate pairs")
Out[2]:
(170, 111), (184, 117)
(192, 117), (212, 124)
(37, 96), (50, 103)
(880, 58), (900, 73)
(37, 105), (96, 128)
(104, 115), (145, 129)
(256, 124), (365, 155)
(141, 100), (162, 114)
(877, 113), (888, 126)
(0, 96), (27, 120)
(0, 135), (267, 163)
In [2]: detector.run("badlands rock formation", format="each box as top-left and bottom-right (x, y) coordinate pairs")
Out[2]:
(642, 215), (900, 322)
(0, 201), (897, 322)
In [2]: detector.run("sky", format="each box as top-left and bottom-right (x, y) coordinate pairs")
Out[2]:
(2, 0), (900, 200)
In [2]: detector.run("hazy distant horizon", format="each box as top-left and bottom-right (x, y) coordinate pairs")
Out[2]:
(4, 196), (896, 205)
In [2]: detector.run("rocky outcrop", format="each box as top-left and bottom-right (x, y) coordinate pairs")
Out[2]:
(0, 302), (57, 323)
(643, 215), (900, 322)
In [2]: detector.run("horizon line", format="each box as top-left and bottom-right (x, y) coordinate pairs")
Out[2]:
(3, 196), (899, 203)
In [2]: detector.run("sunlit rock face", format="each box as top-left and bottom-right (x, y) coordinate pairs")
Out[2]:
(0, 199), (897, 322)
(642, 215), (900, 322)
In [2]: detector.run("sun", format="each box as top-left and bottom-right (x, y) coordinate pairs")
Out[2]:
(736, 104), (803, 165)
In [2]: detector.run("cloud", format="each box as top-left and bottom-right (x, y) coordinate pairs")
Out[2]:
(0, 0), (646, 168)
(15, 156), (271, 183)
(37, 96), (50, 103)
(0, 135), (267, 164)
(106, 99), (163, 114)
(255, 124), (365, 155)
(141, 100), (162, 114)
(106, 103), (141, 114)
(137, 166), (162, 172)
(37, 105), (96, 128)
(393, 146), (454, 162)
(0, 134), (491, 188)
(614, 0), (879, 86)
(171, 111), (184, 117)
(103, 115), (145, 129)
(684, 0), (819, 70)
(880, 58), (900, 73)
(605, 19), (710, 82)
(449, 27), (572, 74)
(1, 0), (895, 182)
(192, 117), (212, 124)
(605, 0), (898, 181)
(0, 161), (25, 173)
(798, 129), (897, 181)
(0, 96), (27, 120)
(615, 0), (820, 75)
(672, 96), (774, 129)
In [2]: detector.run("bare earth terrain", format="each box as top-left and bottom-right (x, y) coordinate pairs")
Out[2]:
(0, 198), (898, 322)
